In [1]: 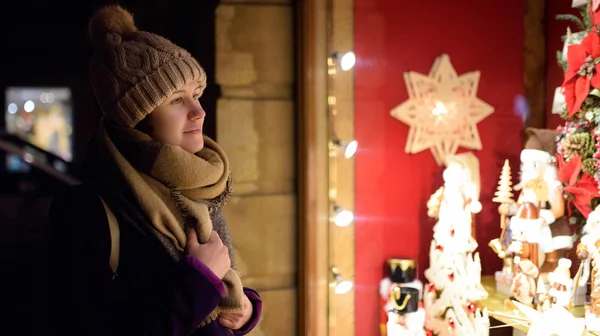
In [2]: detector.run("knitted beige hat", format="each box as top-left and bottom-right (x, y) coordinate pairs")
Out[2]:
(88, 5), (205, 127)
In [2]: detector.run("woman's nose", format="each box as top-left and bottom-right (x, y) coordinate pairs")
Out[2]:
(189, 104), (206, 120)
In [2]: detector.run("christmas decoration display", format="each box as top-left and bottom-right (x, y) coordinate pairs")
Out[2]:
(586, 238), (600, 331)
(380, 259), (425, 336)
(577, 205), (600, 288)
(423, 152), (489, 336)
(488, 128), (572, 287)
(574, 205), (600, 330)
(510, 260), (539, 306)
(488, 160), (516, 293)
(511, 300), (585, 336)
(547, 258), (574, 309)
(554, 1), (600, 226)
(493, 160), (516, 227)
(536, 276), (553, 312)
(390, 54), (494, 166)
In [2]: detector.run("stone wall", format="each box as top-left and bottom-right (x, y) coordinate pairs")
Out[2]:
(215, 1), (297, 334)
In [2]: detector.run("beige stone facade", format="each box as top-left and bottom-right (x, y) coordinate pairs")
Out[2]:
(215, 2), (297, 335)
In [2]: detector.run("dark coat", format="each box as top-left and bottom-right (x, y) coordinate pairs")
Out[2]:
(48, 182), (261, 336)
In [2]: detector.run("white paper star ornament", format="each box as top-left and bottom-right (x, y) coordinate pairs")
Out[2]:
(391, 54), (494, 165)
(512, 300), (585, 336)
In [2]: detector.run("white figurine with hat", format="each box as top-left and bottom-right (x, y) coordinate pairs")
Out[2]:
(548, 258), (574, 308)
(505, 128), (572, 274)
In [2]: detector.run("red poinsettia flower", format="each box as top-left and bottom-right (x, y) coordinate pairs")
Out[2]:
(562, 30), (600, 116)
(556, 154), (600, 218)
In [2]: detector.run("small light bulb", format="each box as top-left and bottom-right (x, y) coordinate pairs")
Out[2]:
(344, 140), (358, 158)
(334, 208), (354, 227)
(24, 100), (35, 113)
(335, 280), (354, 294)
(7, 103), (17, 114)
(340, 52), (356, 71)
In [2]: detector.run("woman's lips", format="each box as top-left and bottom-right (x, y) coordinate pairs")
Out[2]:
(184, 129), (202, 134)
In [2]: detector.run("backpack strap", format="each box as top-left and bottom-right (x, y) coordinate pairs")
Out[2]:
(99, 196), (120, 276)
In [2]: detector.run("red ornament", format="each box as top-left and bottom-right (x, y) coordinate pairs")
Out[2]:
(426, 283), (437, 292)
(466, 302), (477, 314)
(435, 244), (444, 252)
(448, 317), (456, 330)
(448, 272), (455, 282)
(450, 229), (455, 237)
(425, 330), (434, 336)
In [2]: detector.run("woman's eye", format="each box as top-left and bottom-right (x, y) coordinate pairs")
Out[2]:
(171, 97), (183, 104)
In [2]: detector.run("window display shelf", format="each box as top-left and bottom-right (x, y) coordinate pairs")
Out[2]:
(481, 275), (588, 335)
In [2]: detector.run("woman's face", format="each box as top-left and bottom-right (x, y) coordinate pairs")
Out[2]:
(148, 80), (206, 154)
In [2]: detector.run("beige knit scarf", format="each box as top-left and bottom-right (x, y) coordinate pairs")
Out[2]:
(98, 122), (243, 327)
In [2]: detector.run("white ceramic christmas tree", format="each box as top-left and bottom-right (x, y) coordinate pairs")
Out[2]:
(423, 153), (489, 336)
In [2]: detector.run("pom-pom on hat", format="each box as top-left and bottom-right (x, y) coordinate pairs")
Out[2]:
(548, 258), (572, 286)
(88, 4), (205, 128)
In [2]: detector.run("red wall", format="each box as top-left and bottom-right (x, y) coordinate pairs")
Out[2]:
(354, 1), (525, 335)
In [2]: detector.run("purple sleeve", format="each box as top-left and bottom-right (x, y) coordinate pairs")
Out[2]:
(233, 288), (263, 335)
(187, 257), (263, 335)
(172, 256), (227, 335)
(184, 255), (225, 296)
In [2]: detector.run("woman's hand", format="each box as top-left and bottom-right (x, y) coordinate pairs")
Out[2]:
(218, 294), (253, 330)
(185, 230), (230, 279)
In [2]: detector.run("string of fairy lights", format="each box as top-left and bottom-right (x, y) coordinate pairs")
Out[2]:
(327, 50), (356, 295)
(324, 0), (357, 333)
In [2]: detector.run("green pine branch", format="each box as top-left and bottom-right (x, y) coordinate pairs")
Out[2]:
(556, 14), (586, 30)
(556, 50), (568, 72)
(556, 3), (594, 30)
(583, 2), (592, 28)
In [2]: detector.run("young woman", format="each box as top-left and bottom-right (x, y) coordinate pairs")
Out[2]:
(49, 5), (261, 335)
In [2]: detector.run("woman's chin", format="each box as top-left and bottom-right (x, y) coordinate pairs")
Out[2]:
(182, 138), (204, 154)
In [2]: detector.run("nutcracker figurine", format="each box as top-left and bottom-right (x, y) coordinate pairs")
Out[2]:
(380, 259), (424, 336)
(493, 128), (571, 276)
(513, 128), (571, 274)
(386, 286), (425, 336)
